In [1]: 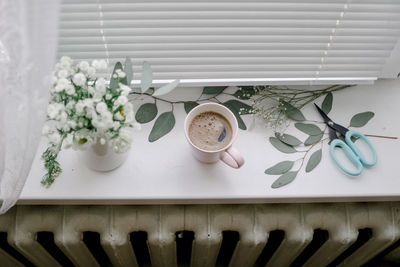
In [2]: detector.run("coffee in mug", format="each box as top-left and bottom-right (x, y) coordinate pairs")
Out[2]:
(188, 111), (233, 151)
(184, 103), (244, 169)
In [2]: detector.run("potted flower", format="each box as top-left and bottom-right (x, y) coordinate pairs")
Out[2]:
(41, 56), (139, 186)
(41, 57), (180, 186)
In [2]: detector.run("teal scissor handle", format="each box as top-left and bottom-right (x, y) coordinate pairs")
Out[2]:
(345, 130), (377, 168)
(330, 139), (363, 176)
(329, 130), (377, 176)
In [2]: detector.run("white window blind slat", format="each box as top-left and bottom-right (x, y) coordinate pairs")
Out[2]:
(58, 0), (400, 85)
(58, 43), (395, 52)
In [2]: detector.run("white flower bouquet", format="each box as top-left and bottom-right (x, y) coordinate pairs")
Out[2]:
(41, 56), (139, 186)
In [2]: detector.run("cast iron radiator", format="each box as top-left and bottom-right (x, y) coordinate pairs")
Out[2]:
(0, 203), (400, 267)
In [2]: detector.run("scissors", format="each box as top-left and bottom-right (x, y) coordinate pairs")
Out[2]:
(314, 104), (377, 176)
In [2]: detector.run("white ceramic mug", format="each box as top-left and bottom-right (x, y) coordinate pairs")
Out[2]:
(184, 103), (245, 168)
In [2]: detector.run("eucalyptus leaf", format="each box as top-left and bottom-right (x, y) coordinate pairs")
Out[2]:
(304, 133), (323, 145)
(110, 62), (124, 89)
(349, 112), (374, 127)
(184, 102), (199, 114)
(152, 79), (180, 96)
(269, 137), (297, 154)
(233, 86), (256, 100)
(265, 161), (294, 175)
(203, 86), (227, 95)
(223, 100), (253, 115)
(280, 100), (306, 121)
(321, 92), (333, 114)
(141, 61), (153, 93)
(271, 171), (298, 188)
(275, 133), (302, 146)
(223, 102), (247, 130)
(149, 111), (175, 142)
(124, 57), (133, 86)
(295, 123), (323, 136)
(135, 103), (158, 123)
(306, 149), (322, 172)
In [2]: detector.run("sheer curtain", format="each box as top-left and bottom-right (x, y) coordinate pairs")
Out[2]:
(0, 0), (61, 213)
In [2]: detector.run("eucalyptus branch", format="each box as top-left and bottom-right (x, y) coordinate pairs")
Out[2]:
(297, 137), (329, 171)
(129, 91), (222, 105)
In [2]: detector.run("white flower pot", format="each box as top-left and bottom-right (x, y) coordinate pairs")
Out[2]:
(80, 138), (129, 172)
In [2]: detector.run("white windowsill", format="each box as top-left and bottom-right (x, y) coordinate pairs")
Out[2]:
(19, 79), (400, 204)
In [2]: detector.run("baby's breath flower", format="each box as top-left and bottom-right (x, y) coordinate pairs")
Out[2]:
(87, 66), (96, 76)
(73, 73), (86, 86)
(57, 69), (68, 79)
(119, 83), (131, 96)
(112, 128), (132, 153)
(78, 61), (90, 72)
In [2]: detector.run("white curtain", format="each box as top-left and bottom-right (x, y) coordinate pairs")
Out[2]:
(0, 0), (60, 213)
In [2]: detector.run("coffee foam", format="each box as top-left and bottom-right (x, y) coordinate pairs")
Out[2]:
(188, 111), (232, 151)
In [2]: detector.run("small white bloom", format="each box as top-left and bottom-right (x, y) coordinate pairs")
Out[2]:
(114, 95), (128, 107)
(116, 69), (126, 78)
(55, 78), (69, 92)
(100, 138), (106, 145)
(75, 101), (84, 115)
(57, 69), (68, 79)
(112, 128), (132, 153)
(65, 84), (75, 95)
(114, 113), (124, 121)
(123, 103), (134, 123)
(67, 120), (77, 129)
(92, 92), (104, 102)
(98, 59), (107, 69)
(119, 83), (131, 96)
(87, 66), (96, 76)
(92, 59), (107, 70)
(42, 124), (51, 135)
(91, 110), (113, 130)
(95, 78), (106, 94)
(113, 74), (118, 79)
(47, 103), (64, 119)
(73, 73), (86, 87)
(59, 111), (68, 124)
(60, 56), (73, 69)
(105, 94), (112, 100)
(78, 61), (90, 71)
(96, 102), (108, 114)
(60, 56), (73, 66)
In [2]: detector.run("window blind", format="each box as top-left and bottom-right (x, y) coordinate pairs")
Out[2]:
(58, 0), (400, 85)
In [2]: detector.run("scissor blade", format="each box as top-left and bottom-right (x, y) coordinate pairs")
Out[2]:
(314, 103), (349, 136)
(314, 103), (334, 124)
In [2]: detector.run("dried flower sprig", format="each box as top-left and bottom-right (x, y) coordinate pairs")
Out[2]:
(251, 85), (353, 131)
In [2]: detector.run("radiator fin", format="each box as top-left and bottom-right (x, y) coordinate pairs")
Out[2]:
(82, 231), (111, 267)
(255, 230), (285, 266)
(0, 232), (33, 267)
(175, 231), (194, 267)
(130, 231), (151, 267)
(36, 231), (74, 267)
(292, 229), (329, 266)
(216, 231), (239, 267)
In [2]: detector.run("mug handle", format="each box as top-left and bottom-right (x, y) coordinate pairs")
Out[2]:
(220, 146), (245, 169)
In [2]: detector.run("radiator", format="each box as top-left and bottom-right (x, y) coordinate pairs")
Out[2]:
(0, 203), (400, 267)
